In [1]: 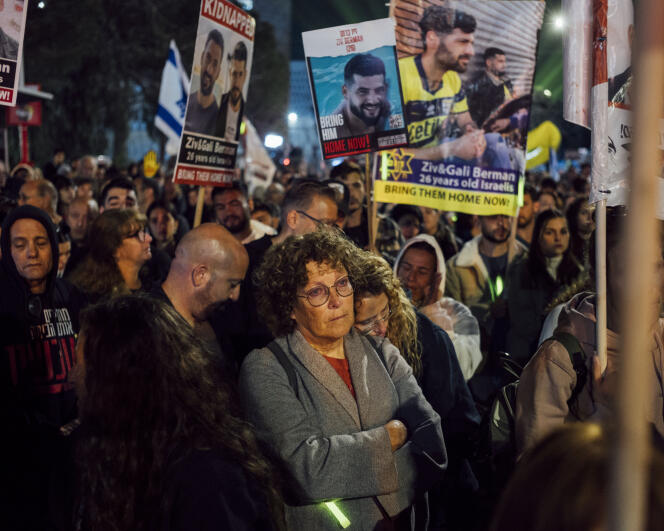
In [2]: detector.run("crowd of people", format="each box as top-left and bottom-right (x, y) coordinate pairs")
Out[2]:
(1, 151), (663, 531)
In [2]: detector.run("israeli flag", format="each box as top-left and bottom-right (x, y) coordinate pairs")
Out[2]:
(154, 40), (190, 155)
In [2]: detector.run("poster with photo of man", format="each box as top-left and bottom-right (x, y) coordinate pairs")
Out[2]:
(302, 18), (409, 160)
(374, 0), (544, 216)
(175, 0), (254, 187)
(0, 0), (28, 107)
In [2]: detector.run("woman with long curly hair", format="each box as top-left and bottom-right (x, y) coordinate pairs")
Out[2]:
(67, 295), (284, 531)
(69, 209), (152, 301)
(352, 250), (481, 530)
(240, 228), (446, 530)
(506, 209), (587, 365)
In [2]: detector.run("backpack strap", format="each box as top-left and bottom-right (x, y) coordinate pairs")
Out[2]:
(550, 331), (588, 409)
(266, 340), (298, 397)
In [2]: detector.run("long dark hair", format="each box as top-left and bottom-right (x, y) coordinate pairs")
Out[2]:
(566, 197), (591, 266)
(74, 295), (284, 530)
(69, 209), (145, 298)
(528, 209), (581, 285)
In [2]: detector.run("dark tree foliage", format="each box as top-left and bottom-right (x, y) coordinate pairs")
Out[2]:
(22, 1), (287, 166)
(246, 15), (288, 137)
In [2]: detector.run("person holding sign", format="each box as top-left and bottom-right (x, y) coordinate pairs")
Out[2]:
(184, 29), (224, 136)
(215, 41), (247, 142)
(331, 53), (391, 138)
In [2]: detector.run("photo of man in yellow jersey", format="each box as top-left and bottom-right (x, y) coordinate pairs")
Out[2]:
(399, 5), (487, 161)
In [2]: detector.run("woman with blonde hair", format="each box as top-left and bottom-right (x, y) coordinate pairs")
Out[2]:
(352, 250), (481, 530)
(70, 209), (152, 301)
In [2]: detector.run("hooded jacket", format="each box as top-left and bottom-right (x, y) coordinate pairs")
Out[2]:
(515, 292), (664, 454)
(1, 205), (87, 528)
(394, 234), (482, 380)
(445, 234), (526, 346)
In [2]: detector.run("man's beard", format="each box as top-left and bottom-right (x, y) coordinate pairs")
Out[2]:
(200, 72), (214, 96)
(483, 228), (510, 243)
(230, 87), (242, 105)
(350, 101), (383, 126)
(447, 55), (472, 73)
(222, 213), (249, 234)
(517, 214), (533, 228)
(437, 40), (472, 73)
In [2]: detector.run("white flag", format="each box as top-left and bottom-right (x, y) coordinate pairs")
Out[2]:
(562, 0), (593, 128)
(243, 118), (276, 194)
(154, 40), (190, 155)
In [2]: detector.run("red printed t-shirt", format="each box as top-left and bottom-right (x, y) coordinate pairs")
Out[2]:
(323, 355), (355, 398)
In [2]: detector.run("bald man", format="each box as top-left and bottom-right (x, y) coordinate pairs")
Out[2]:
(154, 223), (248, 370)
(18, 179), (61, 224)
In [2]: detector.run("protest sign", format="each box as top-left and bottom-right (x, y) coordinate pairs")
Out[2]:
(379, 0), (544, 215)
(0, 0), (28, 106)
(174, 0), (255, 187)
(375, 148), (518, 215)
(6, 100), (41, 126)
(302, 18), (409, 160)
(603, 0), (664, 214)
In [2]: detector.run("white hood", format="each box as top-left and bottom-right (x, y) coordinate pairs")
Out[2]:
(393, 233), (446, 300)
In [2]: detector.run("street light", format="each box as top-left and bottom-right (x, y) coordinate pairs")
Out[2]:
(264, 134), (284, 149)
(288, 112), (298, 124)
(553, 14), (565, 30)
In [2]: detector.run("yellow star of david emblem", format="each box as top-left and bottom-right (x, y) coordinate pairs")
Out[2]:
(384, 150), (414, 181)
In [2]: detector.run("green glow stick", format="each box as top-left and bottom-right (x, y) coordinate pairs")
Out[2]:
(324, 501), (351, 528)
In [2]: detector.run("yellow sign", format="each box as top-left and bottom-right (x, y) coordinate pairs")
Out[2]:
(143, 150), (159, 178)
(375, 150), (519, 216)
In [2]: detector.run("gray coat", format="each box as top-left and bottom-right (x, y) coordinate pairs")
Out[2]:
(239, 328), (447, 530)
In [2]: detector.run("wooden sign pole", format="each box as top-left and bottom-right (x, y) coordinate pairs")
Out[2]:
(609, 0), (664, 529)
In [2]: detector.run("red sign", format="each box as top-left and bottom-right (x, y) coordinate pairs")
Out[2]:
(6, 101), (42, 126)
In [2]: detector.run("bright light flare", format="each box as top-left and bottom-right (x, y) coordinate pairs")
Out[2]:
(264, 134), (284, 149)
(287, 112), (298, 124)
(553, 14), (565, 30)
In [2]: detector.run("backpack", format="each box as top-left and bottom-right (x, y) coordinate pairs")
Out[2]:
(478, 331), (588, 496)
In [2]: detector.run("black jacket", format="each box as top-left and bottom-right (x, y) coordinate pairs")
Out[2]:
(0, 205), (87, 530)
(214, 91), (244, 142)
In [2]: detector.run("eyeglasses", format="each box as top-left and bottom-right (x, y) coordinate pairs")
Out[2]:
(126, 227), (148, 242)
(355, 305), (392, 335)
(297, 276), (353, 307)
(296, 210), (338, 227)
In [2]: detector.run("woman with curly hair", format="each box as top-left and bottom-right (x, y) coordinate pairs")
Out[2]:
(65, 295), (284, 531)
(506, 209), (587, 365)
(69, 209), (152, 301)
(352, 251), (481, 529)
(239, 228), (446, 530)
